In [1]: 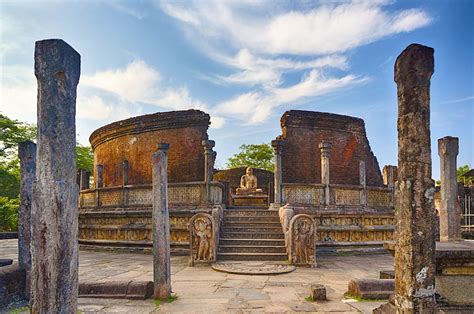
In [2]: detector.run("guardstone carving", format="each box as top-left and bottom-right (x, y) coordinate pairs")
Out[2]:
(289, 214), (316, 267)
(189, 213), (216, 265)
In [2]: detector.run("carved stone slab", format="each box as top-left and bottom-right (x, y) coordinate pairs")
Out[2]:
(189, 213), (216, 266)
(289, 214), (316, 267)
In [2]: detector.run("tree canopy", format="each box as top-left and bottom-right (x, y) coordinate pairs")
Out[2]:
(226, 143), (274, 172)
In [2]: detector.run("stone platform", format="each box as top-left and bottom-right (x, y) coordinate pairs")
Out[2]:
(212, 262), (295, 275)
(232, 194), (268, 206)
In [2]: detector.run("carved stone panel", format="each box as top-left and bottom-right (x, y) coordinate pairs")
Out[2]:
(189, 213), (216, 265)
(289, 214), (316, 267)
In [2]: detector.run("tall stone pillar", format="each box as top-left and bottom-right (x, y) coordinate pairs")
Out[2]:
(270, 139), (284, 209)
(202, 140), (215, 204)
(96, 164), (103, 188)
(438, 136), (461, 241)
(359, 161), (367, 206)
(18, 141), (36, 271)
(122, 160), (129, 186)
(319, 141), (332, 206)
(78, 169), (89, 190)
(390, 43), (437, 312)
(383, 165), (398, 207)
(31, 39), (80, 313)
(152, 143), (171, 299)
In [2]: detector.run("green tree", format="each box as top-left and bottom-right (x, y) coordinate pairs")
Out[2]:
(226, 143), (274, 172)
(76, 144), (94, 173)
(457, 164), (471, 185)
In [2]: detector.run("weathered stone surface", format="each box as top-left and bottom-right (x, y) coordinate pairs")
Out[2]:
(189, 213), (216, 265)
(347, 279), (394, 299)
(152, 143), (172, 299)
(380, 270), (395, 279)
(78, 281), (154, 300)
(289, 214), (316, 266)
(382, 165), (397, 188)
(18, 141), (36, 271)
(319, 141), (332, 206)
(31, 39), (80, 313)
(90, 110), (210, 186)
(390, 43), (437, 312)
(438, 136), (461, 241)
(271, 139), (284, 206)
(310, 284), (326, 301)
(279, 110), (383, 186)
(0, 264), (26, 309)
(202, 140), (215, 204)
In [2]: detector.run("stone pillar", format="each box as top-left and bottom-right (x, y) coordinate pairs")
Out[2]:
(96, 164), (103, 188)
(359, 161), (367, 206)
(152, 143), (171, 299)
(390, 43), (437, 312)
(18, 141), (36, 272)
(319, 141), (332, 206)
(202, 140), (215, 204)
(78, 169), (89, 190)
(438, 136), (461, 241)
(122, 160), (129, 186)
(383, 165), (398, 207)
(31, 39), (80, 313)
(271, 139), (284, 209)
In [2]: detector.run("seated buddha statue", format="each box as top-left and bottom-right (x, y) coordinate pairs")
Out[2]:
(236, 167), (263, 195)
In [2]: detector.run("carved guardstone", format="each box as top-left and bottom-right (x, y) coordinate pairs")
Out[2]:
(189, 213), (216, 266)
(289, 214), (316, 267)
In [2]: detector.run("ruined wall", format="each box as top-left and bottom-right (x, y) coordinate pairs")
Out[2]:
(214, 167), (274, 191)
(279, 110), (383, 186)
(90, 110), (210, 186)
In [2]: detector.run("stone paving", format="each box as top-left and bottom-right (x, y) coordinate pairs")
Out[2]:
(1, 239), (391, 313)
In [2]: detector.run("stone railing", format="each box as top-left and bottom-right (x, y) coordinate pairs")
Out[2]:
(79, 181), (224, 209)
(282, 183), (393, 209)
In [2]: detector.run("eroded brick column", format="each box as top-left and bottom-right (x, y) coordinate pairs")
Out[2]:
(392, 43), (437, 312)
(319, 141), (332, 206)
(152, 143), (171, 299)
(31, 39), (80, 313)
(438, 136), (461, 241)
(271, 138), (284, 208)
(202, 140), (215, 204)
(359, 161), (367, 206)
(18, 141), (36, 271)
(96, 164), (103, 188)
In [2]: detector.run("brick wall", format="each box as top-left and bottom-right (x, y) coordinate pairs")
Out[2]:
(279, 110), (383, 186)
(90, 110), (210, 186)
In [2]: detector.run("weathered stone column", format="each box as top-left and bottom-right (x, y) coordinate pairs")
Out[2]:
(122, 160), (129, 186)
(390, 43), (437, 312)
(359, 161), (367, 207)
(271, 139), (284, 209)
(152, 143), (171, 299)
(383, 165), (398, 207)
(438, 136), (461, 241)
(319, 141), (332, 206)
(78, 168), (89, 190)
(18, 141), (36, 272)
(96, 164), (103, 188)
(31, 39), (80, 313)
(202, 140), (215, 204)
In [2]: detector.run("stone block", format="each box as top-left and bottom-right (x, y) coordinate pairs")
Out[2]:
(310, 284), (326, 301)
(379, 270), (394, 279)
(0, 264), (27, 309)
(78, 281), (154, 300)
(347, 279), (394, 299)
(0, 259), (13, 267)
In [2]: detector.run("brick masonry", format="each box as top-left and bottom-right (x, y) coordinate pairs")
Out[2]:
(89, 110), (210, 186)
(278, 110), (383, 186)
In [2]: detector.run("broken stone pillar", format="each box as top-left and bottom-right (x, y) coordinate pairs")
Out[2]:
(438, 136), (461, 241)
(152, 143), (172, 299)
(271, 138), (284, 209)
(122, 160), (129, 186)
(202, 140), (215, 204)
(96, 164), (103, 188)
(391, 43), (437, 312)
(31, 39), (80, 313)
(319, 141), (332, 206)
(18, 141), (36, 272)
(359, 161), (367, 206)
(78, 169), (89, 190)
(383, 165), (398, 207)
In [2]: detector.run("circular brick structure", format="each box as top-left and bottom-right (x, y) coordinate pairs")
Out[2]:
(89, 110), (210, 186)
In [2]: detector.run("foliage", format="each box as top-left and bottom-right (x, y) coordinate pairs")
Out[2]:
(226, 143), (274, 172)
(457, 164), (471, 185)
(76, 144), (94, 173)
(0, 197), (19, 231)
(0, 114), (36, 161)
(153, 294), (178, 308)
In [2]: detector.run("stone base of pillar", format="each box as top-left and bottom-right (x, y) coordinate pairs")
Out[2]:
(269, 203), (282, 211)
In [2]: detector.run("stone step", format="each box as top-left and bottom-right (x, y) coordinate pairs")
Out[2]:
(221, 221), (282, 228)
(217, 252), (287, 261)
(218, 245), (286, 254)
(227, 206), (269, 210)
(219, 238), (285, 246)
(223, 210), (279, 217)
(219, 231), (285, 239)
(221, 226), (283, 233)
(223, 216), (280, 222)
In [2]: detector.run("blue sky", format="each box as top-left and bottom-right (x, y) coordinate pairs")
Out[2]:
(0, 0), (472, 180)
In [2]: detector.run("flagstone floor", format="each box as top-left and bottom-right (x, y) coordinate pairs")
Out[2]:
(1, 239), (392, 313)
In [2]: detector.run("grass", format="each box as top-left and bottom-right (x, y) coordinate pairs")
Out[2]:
(304, 296), (315, 302)
(9, 306), (29, 314)
(153, 294), (178, 308)
(343, 292), (386, 302)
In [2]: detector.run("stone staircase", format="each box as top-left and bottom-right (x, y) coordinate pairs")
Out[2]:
(217, 207), (287, 261)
